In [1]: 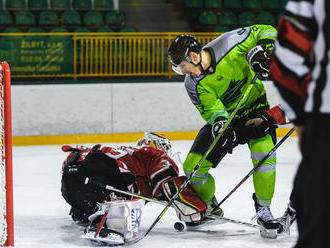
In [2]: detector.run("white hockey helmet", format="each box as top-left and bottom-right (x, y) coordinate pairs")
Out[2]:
(137, 132), (172, 153)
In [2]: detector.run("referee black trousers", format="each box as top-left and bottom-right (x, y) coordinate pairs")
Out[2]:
(293, 115), (330, 248)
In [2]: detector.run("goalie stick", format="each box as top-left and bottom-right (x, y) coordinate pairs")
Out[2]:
(93, 205), (109, 238)
(84, 177), (164, 205)
(211, 127), (296, 213)
(85, 177), (260, 230)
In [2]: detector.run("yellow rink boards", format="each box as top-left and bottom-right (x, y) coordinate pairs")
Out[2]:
(13, 128), (295, 146)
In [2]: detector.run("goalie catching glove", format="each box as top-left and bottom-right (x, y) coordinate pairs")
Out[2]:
(162, 176), (208, 223)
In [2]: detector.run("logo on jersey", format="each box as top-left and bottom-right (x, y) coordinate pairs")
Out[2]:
(221, 77), (247, 105)
(217, 75), (223, 81)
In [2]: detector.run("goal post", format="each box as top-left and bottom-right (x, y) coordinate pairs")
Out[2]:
(0, 61), (14, 247)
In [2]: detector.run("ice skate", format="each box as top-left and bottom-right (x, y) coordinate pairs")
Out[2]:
(185, 196), (225, 230)
(206, 196), (224, 218)
(252, 193), (280, 239)
(276, 202), (296, 234)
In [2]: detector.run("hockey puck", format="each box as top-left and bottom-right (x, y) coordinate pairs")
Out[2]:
(174, 222), (184, 231)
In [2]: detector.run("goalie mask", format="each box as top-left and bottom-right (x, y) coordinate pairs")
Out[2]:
(137, 132), (172, 153)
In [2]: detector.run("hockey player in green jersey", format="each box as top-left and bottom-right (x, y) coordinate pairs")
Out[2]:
(164, 25), (283, 237)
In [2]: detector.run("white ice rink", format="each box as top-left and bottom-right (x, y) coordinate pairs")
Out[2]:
(13, 136), (301, 248)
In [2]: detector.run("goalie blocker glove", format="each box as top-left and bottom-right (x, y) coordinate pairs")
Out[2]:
(162, 176), (207, 223)
(163, 176), (225, 229)
(247, 45), (270, 78)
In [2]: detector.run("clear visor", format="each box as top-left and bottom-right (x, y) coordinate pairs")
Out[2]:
(171, 61), (192, 75)
(171, 64), (184, 75)
(170, 48), (191, 75)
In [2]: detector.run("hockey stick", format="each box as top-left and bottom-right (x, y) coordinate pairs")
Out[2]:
(84, 177), (167, 205)
(85, 177), (260, 229)
(93, 207), (109, 238)
(137, 74), (259, 241)
(211, 127), (296, 213)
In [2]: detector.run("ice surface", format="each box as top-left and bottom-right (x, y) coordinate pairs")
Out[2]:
(13, 137), (301, 248)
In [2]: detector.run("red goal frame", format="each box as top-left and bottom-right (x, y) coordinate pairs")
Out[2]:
(0, 61), (13, 247)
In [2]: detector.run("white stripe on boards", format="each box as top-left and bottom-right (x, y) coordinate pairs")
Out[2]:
(286, 1), (314, 18)
(274, 41), (310, 77)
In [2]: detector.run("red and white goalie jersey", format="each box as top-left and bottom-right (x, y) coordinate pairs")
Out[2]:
(100, 145), (179, 199)
(62, 144), (179, 200)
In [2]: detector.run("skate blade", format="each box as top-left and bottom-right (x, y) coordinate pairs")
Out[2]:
(259, 226), (277, 239)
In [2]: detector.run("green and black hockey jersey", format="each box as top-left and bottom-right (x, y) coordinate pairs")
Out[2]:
(184, 25), (277, 125)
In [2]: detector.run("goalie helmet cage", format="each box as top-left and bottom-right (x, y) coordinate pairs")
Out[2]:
(0, 61), (14, 247)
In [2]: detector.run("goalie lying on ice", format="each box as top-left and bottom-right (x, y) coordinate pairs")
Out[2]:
(61, 132), (178, 226)
(61, 132), (210, 243)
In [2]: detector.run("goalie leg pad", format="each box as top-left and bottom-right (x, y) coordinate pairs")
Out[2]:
(87, 198), (145, 241)
(162, 176), (207, 223)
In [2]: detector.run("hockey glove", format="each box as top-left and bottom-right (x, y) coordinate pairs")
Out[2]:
(211, 120), (236, 153)
(245, 111), (276, 139)
(247, 45), (270, 78)
(211, 120), (224, 139)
